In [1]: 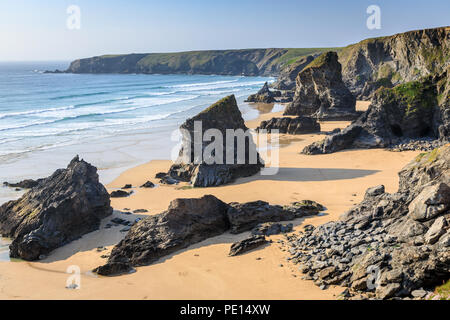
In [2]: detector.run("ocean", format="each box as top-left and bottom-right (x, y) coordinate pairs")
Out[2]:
(0, 61), (275, 204)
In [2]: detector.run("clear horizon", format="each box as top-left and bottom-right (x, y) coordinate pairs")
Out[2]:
(0, 0), (449, 61)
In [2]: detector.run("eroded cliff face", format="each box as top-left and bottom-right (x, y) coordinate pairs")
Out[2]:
(339, 26), (450, 99)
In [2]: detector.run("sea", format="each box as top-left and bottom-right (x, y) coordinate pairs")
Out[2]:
(0, 61), (277, 205)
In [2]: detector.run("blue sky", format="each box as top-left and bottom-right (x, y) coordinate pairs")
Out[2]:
(0, 0), (449, 61)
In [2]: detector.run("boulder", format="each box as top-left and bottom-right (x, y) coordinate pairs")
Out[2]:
(283, 52), (356, 120)
(424, 216), (447, 244)
(94, 195), (230, 275)
(140, 181), (156, 188)
(110, 190), (131, 198)
(251, 222), (293, 236)
(168, 95), (264, 187)
(257, 116), (320, 134)
(229, 236), (267, 256)
(0, 156), (112, 261)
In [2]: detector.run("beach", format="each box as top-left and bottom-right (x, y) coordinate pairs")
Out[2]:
(0, 101), (421, 299)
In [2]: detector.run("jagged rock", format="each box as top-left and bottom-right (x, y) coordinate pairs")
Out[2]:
(229, 235), (267, 256)
(110, 190), (131, 198)
(256, 116), (320, 134)
(273, 54), (318, 91)
(159, 176), (179, 185)
(140, 181), (155, 188)
(424, 216), (447, 244)
(283, 52), (356, 120)
(155, 172), (166, 179)
(251, 222), (293, 236)
(94, 195), (324, 276)
(0, 156), (112, 261)
(3, 179), (43, 189)
(245, 82), (279, 103)
(302, 72), (449, 154)
(94, 195), (230, 275)
(168, 95), (264, 187)
(227, 200), (324, 234)
(286, 145), (450, 299)
(121, 184), (132, 189)
(339, 26), (450, 99)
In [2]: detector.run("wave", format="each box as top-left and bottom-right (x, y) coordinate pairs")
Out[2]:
(0, 105), (75, 119)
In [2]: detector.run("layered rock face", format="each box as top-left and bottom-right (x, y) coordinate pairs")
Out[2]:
(168, 95), (264, 187)
(302, 72), (449, 155)
(286, 145), (450, 299)
(283, 52), (357, 120)
(257, 116), (320, 134)
(272, 54), (318, 90)
(245, 82), (280, 103)
(0, 156), (112, 261)
(340, 26), (450, 99)
(95, 196), (325, 276)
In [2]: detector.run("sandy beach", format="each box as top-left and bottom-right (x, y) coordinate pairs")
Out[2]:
(0, 101), (421, 300)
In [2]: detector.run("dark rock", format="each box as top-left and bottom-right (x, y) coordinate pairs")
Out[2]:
(0, 156), (112, 261)
(94, 262), (134, 276)
(133, 209), (148, 213)
(110, 190), (131, 198)
(245, 82), (278, 103)
(168, 95), (264, 187)
(155, 172), (166, 179)
(94, 195), (230, 275)
(302, 72), (449, 155)
(140, 181), (155, 188)
(121, 184), (132, 189)
(159, 176), (179, 185)
(3, 179), (42, 189)
(251, 222), (293, 236)
(257, 116), (320, 134)
(227, 200), (324, 234)
(284, 52), (356, 120)
(229, 236), (268, 256)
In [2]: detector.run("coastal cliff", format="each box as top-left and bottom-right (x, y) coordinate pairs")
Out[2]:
(64, 48), (337, 76)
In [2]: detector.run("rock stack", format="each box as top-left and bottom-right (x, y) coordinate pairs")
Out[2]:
(168, 95), (264, 187)
(0, 156), (112, 261)
(283, 52), (356, 120)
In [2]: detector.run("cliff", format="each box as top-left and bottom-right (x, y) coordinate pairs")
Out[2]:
(65, 48), (338, 76)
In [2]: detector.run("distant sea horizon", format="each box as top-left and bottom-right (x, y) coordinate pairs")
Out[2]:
(0, 61), (276, 204)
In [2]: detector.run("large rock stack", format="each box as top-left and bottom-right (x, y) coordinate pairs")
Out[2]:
(0, 156), (112, 261)
(283, 52), (356, 120)
(168, 95), (264, 187)
(285, 145), (450, 299)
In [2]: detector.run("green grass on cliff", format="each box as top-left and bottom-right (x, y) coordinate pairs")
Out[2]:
(276, 48), (340, 66)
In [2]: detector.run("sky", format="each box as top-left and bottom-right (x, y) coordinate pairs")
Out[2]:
(0, 0), (449, 61)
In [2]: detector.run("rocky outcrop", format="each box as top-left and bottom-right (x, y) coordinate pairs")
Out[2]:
(227, 200), (325, 234)
(95, 196), (325, 276)
(302, 72), (449, 155)
(0, 156), (112, 261)
(245, 82), (280, 103)
(94, 195), (230, 275)
(251, 222), (293, 236)
(229, 236), (267, 256)
(257, 116), (320, 134)
(286, 145), (450, 299)
(273, 54), (318, 90)
(284, 52), (357, 120)
(168, 95), (264, 187)
(339, 26), (450, 99)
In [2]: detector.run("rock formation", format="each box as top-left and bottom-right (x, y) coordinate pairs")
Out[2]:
(272, 54), (318, 91)
(0, 156), (112, 261)
(285, 145), (450, 299)
(95, 196), (325, 276)
(229, 236), (267, 256)
(245, 82), (280, 103)
(257, 116), (320, 134)
(339, 26), (450, 99)
(283, 52), (357, 120)
(3, 179), (43, 189)
(168, 95), (264, 187)
(302, 71), (450, 155)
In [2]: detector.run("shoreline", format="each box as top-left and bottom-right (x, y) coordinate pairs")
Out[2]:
(0, 100), (421, 299)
